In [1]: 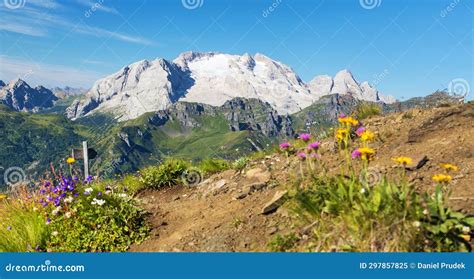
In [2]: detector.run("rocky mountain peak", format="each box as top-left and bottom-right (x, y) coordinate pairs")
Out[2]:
(66, 51), (396, 121)
(0, 79), (58, 112)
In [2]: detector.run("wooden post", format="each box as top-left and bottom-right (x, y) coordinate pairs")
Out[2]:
(83, 141), (89, 179)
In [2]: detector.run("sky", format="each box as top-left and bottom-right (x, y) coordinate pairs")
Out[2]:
(0, 0), (472, 100)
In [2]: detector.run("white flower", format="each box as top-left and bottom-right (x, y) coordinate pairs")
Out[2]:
(91, 198), (106, 206)
(413, 221), (421, 228)
(360, 188), (366, 194)
(52, 206), (62, 216)
(117, 193), (128, 199)
(52, 231), (58, 237)
(462, 226), (470, 234)
(64, 197), (74, 203)
(84, 188), (93, 194)
(423, 209), (429, 215)
(64, 212), (72, 219)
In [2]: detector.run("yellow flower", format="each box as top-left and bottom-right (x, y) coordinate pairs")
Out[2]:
(67, 157), (76, 164)
(432, 174), (452, 184)
(440, 163), (459, 172)
(336, 128), (349, 140)
(459, 234), (471, 242)
(360, 130), (375, 142)
(338, 116), (359, 126)
(0, 194), (7, 200)
(358, 147), (375, 161)
(392, 156), (413, 166)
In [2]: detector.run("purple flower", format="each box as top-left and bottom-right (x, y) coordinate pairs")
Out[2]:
(339, 113), (347, 118)
(307, 141), (321, 151)
(39, 189), (46, 195)
(299, 133), (311, 142)
(351, 149), (362, 159)
(44, 181), (51, 187)
(297, 152), (307, 159)
(97, 192), (103, 197)
(279, 142), (291, 150)
(73, 176), (79, 181)
(39, 199), (48, 207)
(7, 226), (12, 231)
(46, 218), (51, 225)
(356, 126), (366, 136)
(73, 193), (79, 197)
(35, 245), (41, 251)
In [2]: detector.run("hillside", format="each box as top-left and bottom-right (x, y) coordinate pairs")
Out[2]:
(130, 102), (474, 252)
(0, 105), (87, 189)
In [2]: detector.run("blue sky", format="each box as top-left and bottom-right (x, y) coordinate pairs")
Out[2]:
(0, 0), (472, 100)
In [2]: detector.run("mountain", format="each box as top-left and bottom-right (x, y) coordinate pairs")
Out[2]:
(52, 86), (88, 98)
(0, 90), (461, 187)
(0, 79), (58, 112)
(66, 52), (396, 121)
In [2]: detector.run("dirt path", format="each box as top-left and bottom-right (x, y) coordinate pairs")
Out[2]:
(130, 168), (293, 252)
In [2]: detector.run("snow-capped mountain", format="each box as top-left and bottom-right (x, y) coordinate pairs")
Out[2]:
(0, 79), (58, 112)
(67, 52), (396, 121)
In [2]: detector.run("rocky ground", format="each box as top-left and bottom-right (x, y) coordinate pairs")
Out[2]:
(130, 103), (474, 252)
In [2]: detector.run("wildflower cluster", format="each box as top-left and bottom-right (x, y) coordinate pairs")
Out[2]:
(1, 165), (148, 252)
(432, 163), (459, 184)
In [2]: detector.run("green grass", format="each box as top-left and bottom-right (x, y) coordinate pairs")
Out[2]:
(355, 102), (381, 120)
(0, 202), (49, 252)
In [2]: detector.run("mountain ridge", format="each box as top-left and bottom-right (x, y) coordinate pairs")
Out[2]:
(67, 51), (397, 121)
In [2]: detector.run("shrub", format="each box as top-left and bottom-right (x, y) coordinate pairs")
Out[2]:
(140, 159), (189, 189)
(0, 201), (49, 252)
(197, 158), (230, 175)
(355, 102), (381, 120)
(47, 185), (148, 252)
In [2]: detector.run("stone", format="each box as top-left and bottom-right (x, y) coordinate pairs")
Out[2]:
(234, 192), (248, 200)
(245, 168), (271, 184)
(261, 190), (288, 215)
(267, 227), (278, 235)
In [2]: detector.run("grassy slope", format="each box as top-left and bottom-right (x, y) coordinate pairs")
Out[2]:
(0, 106), (87, 188)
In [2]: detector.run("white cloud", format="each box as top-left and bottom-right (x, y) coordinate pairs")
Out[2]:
(0, 3), (154, 45)
(0, 22), (47, 37)
(76, 0), (119, 14)
(0, 55), (102, 88)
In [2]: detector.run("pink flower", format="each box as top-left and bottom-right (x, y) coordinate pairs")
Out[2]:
(356, 126), (366, 136)
(279, 142), (291, 150)
(299, 133), (311, 142)
(308, 141), (321, 150)
(297, 152), (307, 159)
(339, 113), (347, 118)
(351, 149), (362, 159)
